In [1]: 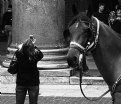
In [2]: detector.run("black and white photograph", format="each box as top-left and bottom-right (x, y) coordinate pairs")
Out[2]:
(0, 0), (121, 104)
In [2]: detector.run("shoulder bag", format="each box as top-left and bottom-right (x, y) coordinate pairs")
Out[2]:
(8, 52), (18, 74)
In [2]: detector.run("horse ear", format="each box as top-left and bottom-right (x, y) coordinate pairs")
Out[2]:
(63, 29), (71, 42)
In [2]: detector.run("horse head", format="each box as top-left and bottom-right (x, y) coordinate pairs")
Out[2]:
(64, 13), (99, 77)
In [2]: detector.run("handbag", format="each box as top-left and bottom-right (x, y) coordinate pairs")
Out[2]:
(8, 52), (18, 74)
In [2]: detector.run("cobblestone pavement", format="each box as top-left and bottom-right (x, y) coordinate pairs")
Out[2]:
(1, 85), (112, 104)
(0, 95), (112, 104)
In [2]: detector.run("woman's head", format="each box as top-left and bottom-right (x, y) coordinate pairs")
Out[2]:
(20, 36), (36, 58)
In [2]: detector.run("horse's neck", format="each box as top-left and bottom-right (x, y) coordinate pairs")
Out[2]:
(94, 22), (121, 58)
(91, 23), (121, 86)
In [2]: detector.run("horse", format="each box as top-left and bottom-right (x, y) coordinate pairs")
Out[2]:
(63, 12), (121, 103)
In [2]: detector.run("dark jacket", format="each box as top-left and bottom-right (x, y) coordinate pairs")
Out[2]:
(111, 19), (121, 34)
(15, 48), (43, 86)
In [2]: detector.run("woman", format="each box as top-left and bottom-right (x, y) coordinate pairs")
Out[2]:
(15, 36), (43, 104)
(93, 3), (109, 25)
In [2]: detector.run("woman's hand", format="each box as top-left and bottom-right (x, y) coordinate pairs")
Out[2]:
(18, 43), (23, 50)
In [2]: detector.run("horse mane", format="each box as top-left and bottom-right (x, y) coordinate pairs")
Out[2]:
(67, 12), (91, 28)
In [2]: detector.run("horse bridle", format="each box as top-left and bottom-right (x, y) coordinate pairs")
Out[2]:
(70, 16), (100, 54)
(69, 17), (110, 101)
(70, 17), (100, 74)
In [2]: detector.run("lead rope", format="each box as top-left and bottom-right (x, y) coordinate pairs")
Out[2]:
(79, 53), (110, 101)
(111, 75), (121, 95)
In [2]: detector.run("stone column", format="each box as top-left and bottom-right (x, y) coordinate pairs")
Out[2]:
(11, 0), (67, 48)
(4, 0), (69, 69)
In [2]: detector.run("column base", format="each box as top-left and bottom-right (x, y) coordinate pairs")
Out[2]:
(2, 47), (69, 69)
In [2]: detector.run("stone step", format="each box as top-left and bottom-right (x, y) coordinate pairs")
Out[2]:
(6, 54), (68, 61)
(2, 60), (69, 69)
(39, 68), (71, 77)
(70, 76), (106, 85)
(1, 76), (105, 85)
(0, 69), (105, 85)
(0, 67), (72, 85)
(0, 75), (70, 85)
(8, 47), (69, 55)
(2, 54), (97, 70)
(0, 77), (107, 94)
(1, 77), (104, 86)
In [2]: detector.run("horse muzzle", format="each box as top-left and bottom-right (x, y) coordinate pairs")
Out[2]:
(67, 48), (83, 68)
(67, 55), (79, 68)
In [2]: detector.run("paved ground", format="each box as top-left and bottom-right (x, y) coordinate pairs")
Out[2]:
(1, 85), (112, 104)
(0, 96), (112, 104)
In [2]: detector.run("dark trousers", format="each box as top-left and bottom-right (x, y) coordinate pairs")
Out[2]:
(16, 85), (39, 104)
(4, 25), (12, 47)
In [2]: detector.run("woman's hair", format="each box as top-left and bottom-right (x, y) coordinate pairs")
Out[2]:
(20, 37), (35, 60)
